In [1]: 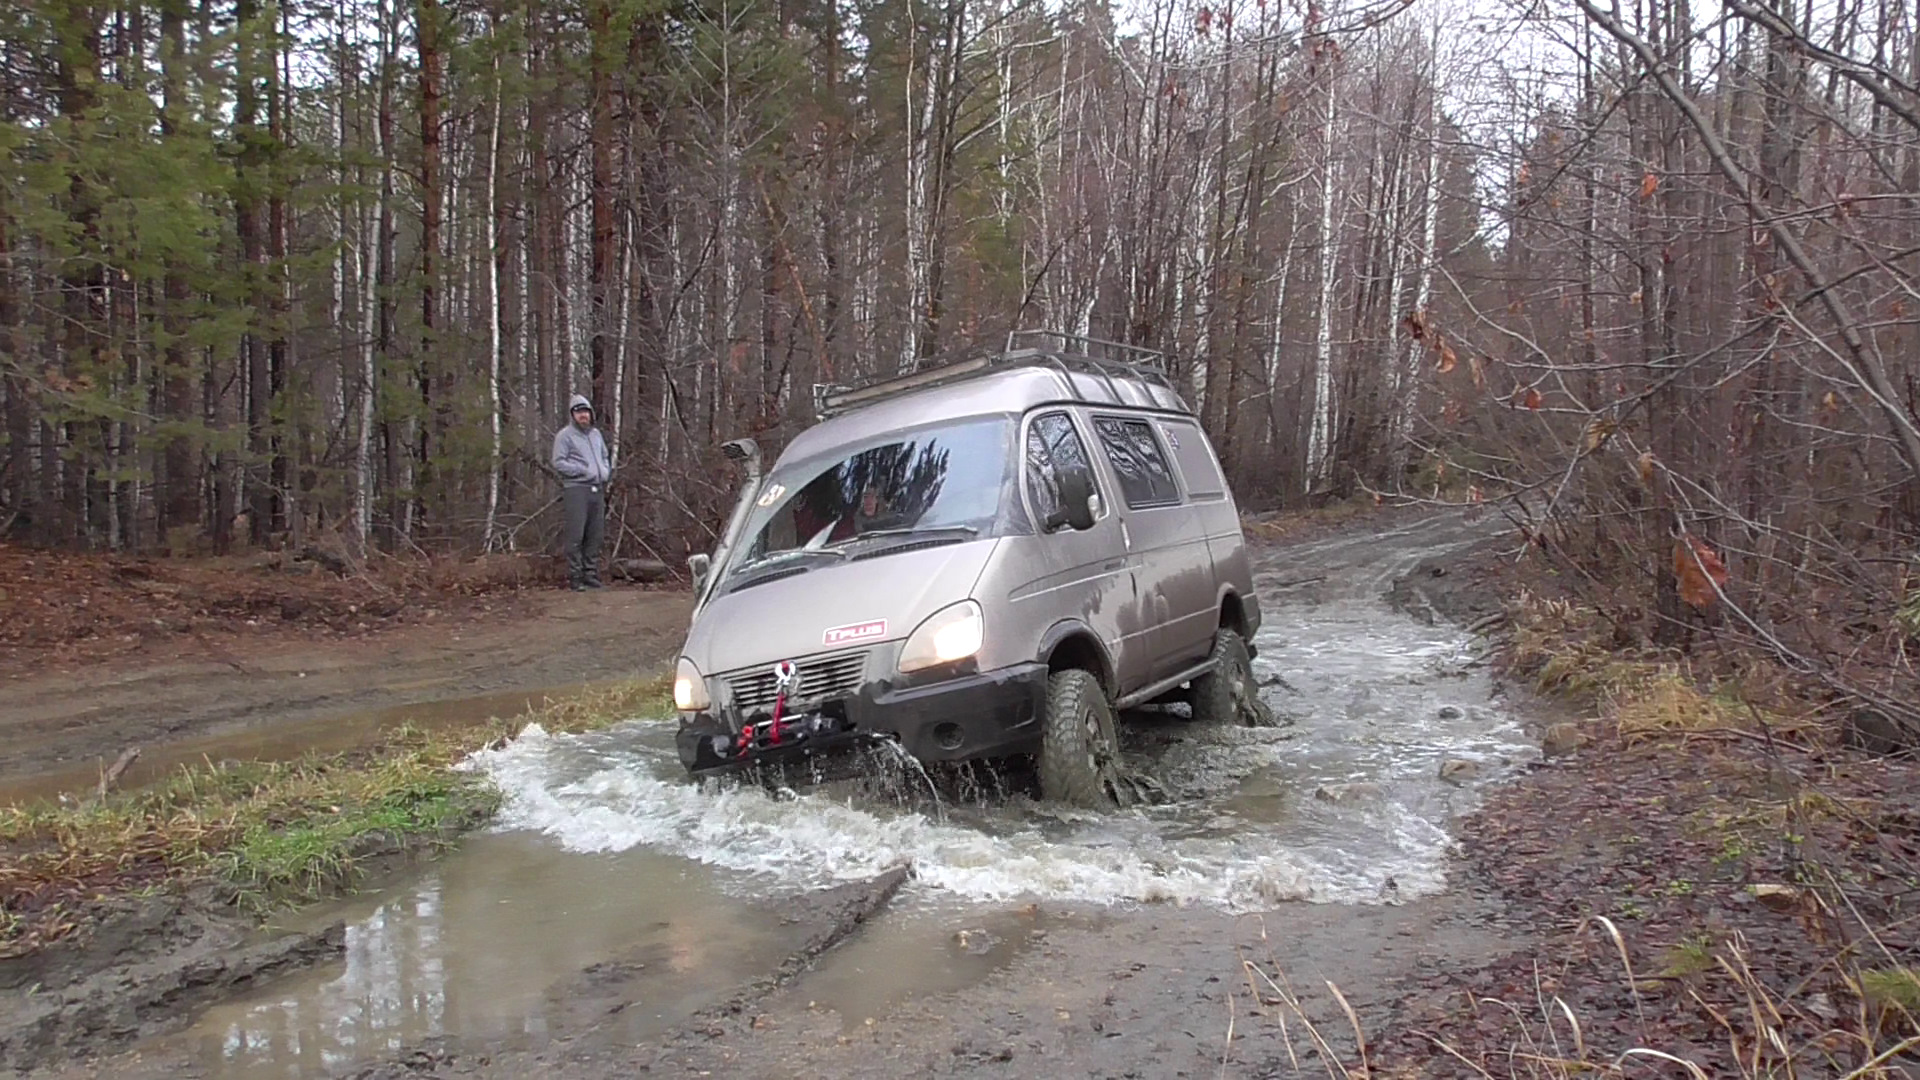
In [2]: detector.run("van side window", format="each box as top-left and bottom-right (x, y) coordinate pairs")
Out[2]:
(1158, 418), (1224, 500)
(1025, 412), (1097, 524)
(1092, 417), (1180, 508)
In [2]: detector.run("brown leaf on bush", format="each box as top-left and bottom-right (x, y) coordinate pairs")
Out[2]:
(1403, 310), (1428, 341)
(1468, 355), (1486, 388)
(1436, 341), (1458, 374)
(1637, 450), (1657, 487)
(1524, 388), (1543, 410)
(1640, 171), (1659, 199)
(1673, 535), (1730, 611)
(1584, 418), (1617, 451)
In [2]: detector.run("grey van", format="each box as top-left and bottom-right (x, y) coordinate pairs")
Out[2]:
(671, 331), (1275, 807)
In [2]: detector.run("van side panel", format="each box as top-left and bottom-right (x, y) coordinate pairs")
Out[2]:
(1082, 411), (1217, 682)
(991, 409), (1149, 694)
(1160, 416), (1251, 646)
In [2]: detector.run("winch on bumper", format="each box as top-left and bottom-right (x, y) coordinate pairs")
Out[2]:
(676, 661), (1050, 777)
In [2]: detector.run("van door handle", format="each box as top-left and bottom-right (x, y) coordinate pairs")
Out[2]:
(1102, 559), (1126, 572)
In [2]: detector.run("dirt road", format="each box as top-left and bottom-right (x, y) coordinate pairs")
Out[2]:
(19, 507), (1548, 1080)
(0, 586), (691, 802)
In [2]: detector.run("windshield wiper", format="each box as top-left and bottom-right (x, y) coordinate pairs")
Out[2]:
(840, 526), (979, 560)
(838, 525), (978, 547)
(726, 547), (846, 581)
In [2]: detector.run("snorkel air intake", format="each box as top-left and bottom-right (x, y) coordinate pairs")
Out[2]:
(687, 437), (763, 621)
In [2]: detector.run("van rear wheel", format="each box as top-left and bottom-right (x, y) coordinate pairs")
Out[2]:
(1191, 629), (1277, 727)
(1038, 669), (1121, 808)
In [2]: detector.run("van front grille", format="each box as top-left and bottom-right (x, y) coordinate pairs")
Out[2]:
(723, 649), (871, 712)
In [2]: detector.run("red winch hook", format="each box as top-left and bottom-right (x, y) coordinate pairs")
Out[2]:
(768, 659), (798, 745)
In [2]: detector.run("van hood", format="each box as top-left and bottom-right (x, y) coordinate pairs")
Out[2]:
(682, 538), (999, 675)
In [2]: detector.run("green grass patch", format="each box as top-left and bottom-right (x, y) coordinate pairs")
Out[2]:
(1, 675), (673, 954)
(1861, 967), (1920, 1012)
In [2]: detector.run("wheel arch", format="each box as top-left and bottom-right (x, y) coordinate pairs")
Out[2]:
(1037, 619), (1117, 699)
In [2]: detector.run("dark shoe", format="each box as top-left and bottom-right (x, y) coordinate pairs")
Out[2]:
(570, 580), (587, 592)
(584, 578), (605, 589)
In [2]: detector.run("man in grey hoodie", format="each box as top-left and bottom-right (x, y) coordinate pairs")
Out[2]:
(551, 394), (612, 590)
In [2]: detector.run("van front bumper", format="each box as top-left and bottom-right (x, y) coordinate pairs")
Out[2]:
(675, 661), (1049, 776)
(853, 661), (1049, 763)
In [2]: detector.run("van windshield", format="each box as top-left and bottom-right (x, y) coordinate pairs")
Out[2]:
(724, 416), (1014, 588)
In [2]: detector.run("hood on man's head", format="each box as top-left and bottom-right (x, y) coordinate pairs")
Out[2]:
(568, 394), (594, 420)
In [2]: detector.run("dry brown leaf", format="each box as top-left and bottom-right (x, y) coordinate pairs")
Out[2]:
(1524, 388), (1543, 410)
(1583, 418), (1616, 452)
(1468, 355), (1486, 389)
(1673, 534), (1729, 611)
(1637, 450), (1657, 487)
(1640, 171), (1659, 199)
(1436, 342), (1458, 375)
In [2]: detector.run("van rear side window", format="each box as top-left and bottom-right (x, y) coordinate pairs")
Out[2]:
(1157, 418), (1224, 500)
(1091, 417), (1179, 508)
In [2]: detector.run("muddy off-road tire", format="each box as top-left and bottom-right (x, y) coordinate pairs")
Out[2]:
(1190, 629), (1278, 727)
(1038, 668), (1122, 808)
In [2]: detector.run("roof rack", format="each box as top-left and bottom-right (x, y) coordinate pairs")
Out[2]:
(811, 331), (1179, 420)
(1002, 329), (1169, 372)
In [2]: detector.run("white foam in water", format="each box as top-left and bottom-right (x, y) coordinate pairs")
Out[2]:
(462, 584), (1534, 912)
(469, 728), (1349, 907)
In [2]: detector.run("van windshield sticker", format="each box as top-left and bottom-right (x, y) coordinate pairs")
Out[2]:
(756, 483), (787, 508)
(823, 619), (887, 646)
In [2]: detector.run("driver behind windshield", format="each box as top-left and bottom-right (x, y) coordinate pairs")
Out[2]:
(819, 483), (894, 545)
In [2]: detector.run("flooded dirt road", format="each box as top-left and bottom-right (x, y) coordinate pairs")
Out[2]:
(41, 508), (1541, 1079)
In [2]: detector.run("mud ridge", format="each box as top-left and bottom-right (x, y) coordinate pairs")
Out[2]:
(339, 864), (914, 1080)
(0, 823), (486, 1076)
(1, 899), (345, 1074)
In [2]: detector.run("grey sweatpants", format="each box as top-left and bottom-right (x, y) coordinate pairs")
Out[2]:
(562, 483), (606, 584)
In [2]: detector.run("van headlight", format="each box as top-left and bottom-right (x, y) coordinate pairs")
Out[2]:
(673, 656), (710, 712)
(898, 600), (984, 674)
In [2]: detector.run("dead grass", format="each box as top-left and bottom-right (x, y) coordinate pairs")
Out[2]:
(1505, 590), (1813, 749)
(1241, 915), (1920, 1078)
(0, 675), (672, 954)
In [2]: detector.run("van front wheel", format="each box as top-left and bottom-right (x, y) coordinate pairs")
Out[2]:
(1190, 629), (1277, 727)
(1038, 669), (1121, 808)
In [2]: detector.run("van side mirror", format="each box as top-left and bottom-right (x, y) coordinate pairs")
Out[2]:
(1048, 468), (1098, 532)
(687, 552), (711, 593)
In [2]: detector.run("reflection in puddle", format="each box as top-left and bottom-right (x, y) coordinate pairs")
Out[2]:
(170, 832), (800, 1079)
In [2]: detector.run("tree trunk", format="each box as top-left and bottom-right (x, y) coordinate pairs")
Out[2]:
(484, 15), (505, 549)
(157, 0), (198, 541)
(589, 0), (615, 411)
(416, 0), (442, 535)
(1305, 50), (1340, 496)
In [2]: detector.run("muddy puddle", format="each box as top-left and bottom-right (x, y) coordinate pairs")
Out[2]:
(0, 685), (607, 808)
(139, 831), (809, 1079)
(139, 510), (1532, 1077)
